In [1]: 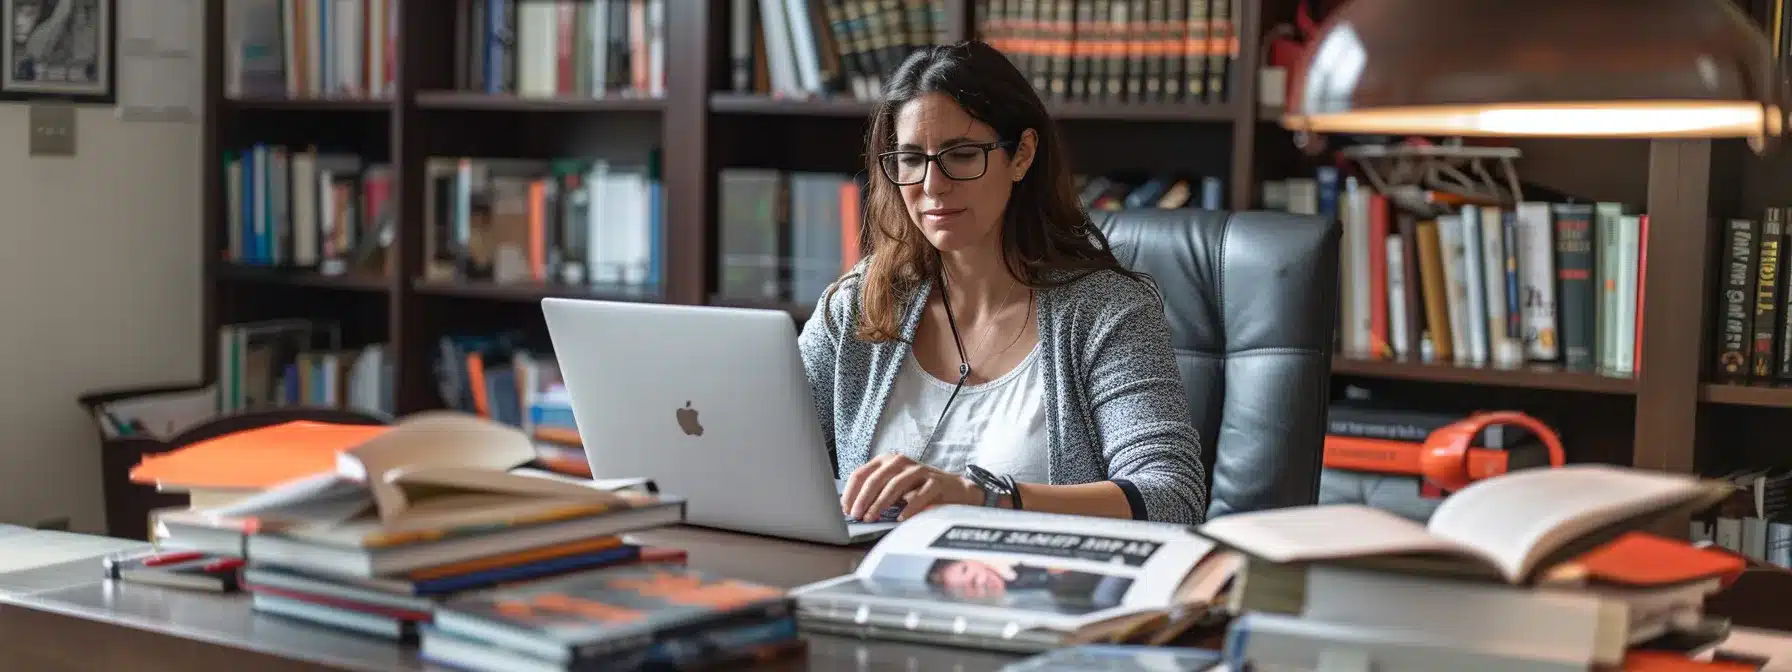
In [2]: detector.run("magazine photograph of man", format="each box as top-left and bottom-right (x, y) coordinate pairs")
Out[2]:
(790, 506), (1217, 650)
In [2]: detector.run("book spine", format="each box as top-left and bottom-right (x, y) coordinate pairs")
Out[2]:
(1516, 203), (1558, 361)
(1551, 203), (1596, 372)
(1755, 208), (1783, 377)
(1717, 218), (1759, 379)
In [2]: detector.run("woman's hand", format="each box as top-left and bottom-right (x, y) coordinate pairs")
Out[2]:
(841, 453), (983, 522)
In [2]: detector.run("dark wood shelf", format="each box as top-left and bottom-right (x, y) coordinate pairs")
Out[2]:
(414, 91), (666, 111)
(708, 93), (876, 117)
(1699, 383), (1792, 408)
(1048, 100), (1235, 122)
(195, 0), (1721, 473)
(223, 97), (391, 111)
(708, 295), (813, 320)
(412, 280), (664, 303)
(1330, 357), (1638, 395)
(214, 265), (390, 293)
(708, 92), (1235, 122)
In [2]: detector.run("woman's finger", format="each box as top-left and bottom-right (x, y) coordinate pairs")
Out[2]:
(862, 466), (928, 521)
(845, 456), (895, 518)
(850, 457), (913, 519)
(899, 479), (942, 520)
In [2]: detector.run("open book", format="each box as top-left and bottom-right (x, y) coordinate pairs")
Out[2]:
(1199, 464), (1734, 584)
(790, 506), (1233, 653)
(196, 411), (658, 535)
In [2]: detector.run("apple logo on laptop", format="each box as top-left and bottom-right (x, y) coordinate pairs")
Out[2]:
(676, 401), (704, 436)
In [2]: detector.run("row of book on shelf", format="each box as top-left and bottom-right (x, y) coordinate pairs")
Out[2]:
(215, 319), (393, 418)
(455, 0), (667, 99)
(224, 0), (668, 101)
(422, 155), (664, 290)
(1265, 168), (1647, 377)
(977, 0), (1238, 104)
(1696, 468), (1792, 568)
(225, 0), (397, 100)
(224, 145), (392, 275)
(1712, 210), (1792, 383)
(222, 148), (667, 293)
(715, 168), (1227, 308)
(733, 0), (950, 102)
(120, 410), (1760, 670)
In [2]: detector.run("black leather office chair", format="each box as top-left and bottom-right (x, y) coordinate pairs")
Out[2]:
(1095, 208), (1340, 519)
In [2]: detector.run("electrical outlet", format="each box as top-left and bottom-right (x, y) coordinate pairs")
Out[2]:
(28, 103), (75, 156)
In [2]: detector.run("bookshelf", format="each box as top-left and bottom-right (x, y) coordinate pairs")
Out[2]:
(202, 0), (1737, 480)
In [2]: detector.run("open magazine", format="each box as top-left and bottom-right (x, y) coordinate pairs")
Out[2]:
(791, 505), (1222, 653)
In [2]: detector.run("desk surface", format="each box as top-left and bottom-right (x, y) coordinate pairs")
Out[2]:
(0, 526), (1021, 671)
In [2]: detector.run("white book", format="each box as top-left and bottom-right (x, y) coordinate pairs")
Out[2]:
(1302, 565), (1628, 667)
(781, 0), (824, 94)
(1480, 206), (1519, 366)
(332, 0), (361, 95)
(1346, 179), (1373, 357)
(1515, 203), (1560, 361)
(1595, 203), (1626, 372)
(291, 150), (318, 266)
(756, 0), (802, 96)
(1460, 207), (1489, 365)
(1226, 612), (1589, 672)
(1337, 180), (1361, 355)
(516, 2), (558, 97)
(647, 0), (666, 97)
(1386, 234), (1409, 358)
(1614, 215), (1643, 375)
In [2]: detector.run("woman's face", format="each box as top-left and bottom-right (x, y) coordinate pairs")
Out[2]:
(889, 92), (1035, 255)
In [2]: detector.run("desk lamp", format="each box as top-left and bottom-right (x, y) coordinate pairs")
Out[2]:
(1280, 0), (1784, 151)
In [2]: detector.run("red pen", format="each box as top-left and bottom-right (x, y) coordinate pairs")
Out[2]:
(140, 551), (204, 567)
(201, 557), (245, 573)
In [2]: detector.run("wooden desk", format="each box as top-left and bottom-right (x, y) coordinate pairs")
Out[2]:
(0, 526), (1022, 671)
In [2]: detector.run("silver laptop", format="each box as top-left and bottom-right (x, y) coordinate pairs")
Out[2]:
(541, 298), (897, 545)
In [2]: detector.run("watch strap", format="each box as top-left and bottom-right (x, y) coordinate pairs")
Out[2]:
(967, 465), (1012, 508)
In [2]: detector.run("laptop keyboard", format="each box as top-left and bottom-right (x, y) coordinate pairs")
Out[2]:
(845, 503), (905, 524)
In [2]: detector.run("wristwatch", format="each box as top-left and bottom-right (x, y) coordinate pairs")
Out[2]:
(966, 465), (1020, 509)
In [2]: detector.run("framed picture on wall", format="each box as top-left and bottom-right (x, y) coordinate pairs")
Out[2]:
(0, 0), (114, 104)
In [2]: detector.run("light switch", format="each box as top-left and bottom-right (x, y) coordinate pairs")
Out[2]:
(29, 104), (75, 156)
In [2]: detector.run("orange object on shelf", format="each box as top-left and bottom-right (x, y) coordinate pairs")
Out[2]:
(1323, 411), (1566, 495)
(128, 421), (392, 490)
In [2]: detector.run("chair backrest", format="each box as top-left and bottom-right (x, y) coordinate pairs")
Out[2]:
(1095, 208), (1339, 519)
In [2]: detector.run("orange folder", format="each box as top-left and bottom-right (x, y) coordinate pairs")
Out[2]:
(128, 421), (392, 491)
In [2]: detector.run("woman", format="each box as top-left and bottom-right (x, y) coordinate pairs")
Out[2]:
(799, 41), (1207, 525)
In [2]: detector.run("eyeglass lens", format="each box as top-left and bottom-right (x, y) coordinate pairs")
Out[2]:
(881, 145), (991, 185)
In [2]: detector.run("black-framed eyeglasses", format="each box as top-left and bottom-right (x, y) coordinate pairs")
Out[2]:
(877, 140), (1017, 186)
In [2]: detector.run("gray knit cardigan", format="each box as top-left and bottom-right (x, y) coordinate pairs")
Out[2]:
(796, 264), (1210, 524)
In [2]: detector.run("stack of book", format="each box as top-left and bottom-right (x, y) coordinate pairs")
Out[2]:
(153, 412), (686, 640)
(794, 466), (1757, 670)
(418, 564), (803, 669)
(1201, 465), (1747, 670)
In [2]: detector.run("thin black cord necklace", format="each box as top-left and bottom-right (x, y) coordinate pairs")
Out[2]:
(927, 268), (974, 447)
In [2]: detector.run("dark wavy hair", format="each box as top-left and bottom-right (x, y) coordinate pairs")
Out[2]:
(840, 40), (1143, 342)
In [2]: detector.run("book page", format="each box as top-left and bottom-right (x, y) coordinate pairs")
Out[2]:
(342, 411), (539, 520)
(795, 505), (1213, 632)
(1426, 464), (1707, 583)
(1198, 504), (1469, 564)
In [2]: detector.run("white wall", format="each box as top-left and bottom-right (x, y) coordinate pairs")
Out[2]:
(0, 25), (203, 531)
